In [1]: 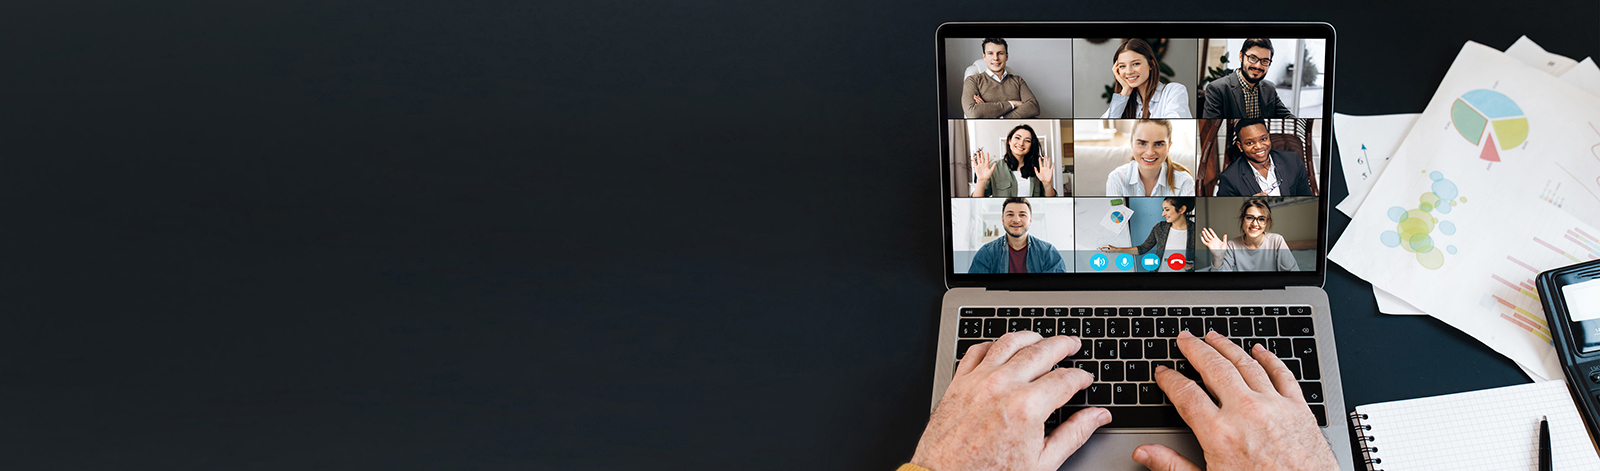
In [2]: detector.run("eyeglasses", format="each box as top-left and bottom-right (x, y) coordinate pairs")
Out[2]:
(1243, 215), (1270, 224)
(1243, 53), (1272, 66)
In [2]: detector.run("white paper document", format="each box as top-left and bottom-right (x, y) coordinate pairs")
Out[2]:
(1334, 113), (1420, 217)
(1504, 35), (1578, 76)
(1100, 206), (1131, 234)
(1330, 42), (1600, 381)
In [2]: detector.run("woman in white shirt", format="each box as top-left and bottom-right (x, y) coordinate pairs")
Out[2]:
(1103, 119), (1195, 197)
(1101, 38), (1192, 119)
(1098, 197), (1195, 272)
(1201, 199), (1301, 272)
(970, 124), (1057, 197)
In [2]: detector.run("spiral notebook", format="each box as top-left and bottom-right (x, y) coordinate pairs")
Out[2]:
(1349, 380), (1600, 470)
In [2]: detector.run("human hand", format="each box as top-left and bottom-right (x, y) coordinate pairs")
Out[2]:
(1200, 228), (1227, 253)
(1253, 192), (1269, 197)
(1036, 156), (1053, 185)
(912, 332), (1110, 471)
(1008, 100), (1022, 108)
(973, 94), (986, 104)
(1133, 331), (1338, 471)
(971, 151), (995, 182)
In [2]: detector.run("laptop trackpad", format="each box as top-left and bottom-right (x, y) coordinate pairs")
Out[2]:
(1058, 431), (1203, 471)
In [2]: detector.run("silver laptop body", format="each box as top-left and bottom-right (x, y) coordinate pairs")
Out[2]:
(931, 22), (1353, 471)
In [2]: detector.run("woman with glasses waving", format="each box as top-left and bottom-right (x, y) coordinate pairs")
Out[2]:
(1201, 199), (1299, 271)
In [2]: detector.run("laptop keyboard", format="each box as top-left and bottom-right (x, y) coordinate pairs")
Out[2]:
(955, 305), (1327, 429)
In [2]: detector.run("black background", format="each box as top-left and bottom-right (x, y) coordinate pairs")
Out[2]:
(4, 1), (1597, 469)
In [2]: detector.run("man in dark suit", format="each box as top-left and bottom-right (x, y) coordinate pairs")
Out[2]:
(1202, 38), (1295, 119)
(1215, 119), (1314, 196)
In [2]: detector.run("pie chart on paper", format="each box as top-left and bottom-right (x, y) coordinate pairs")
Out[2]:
(1449, 89), (1527, 163)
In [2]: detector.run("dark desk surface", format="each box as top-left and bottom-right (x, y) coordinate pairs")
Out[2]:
(5, 0), (1593, 469)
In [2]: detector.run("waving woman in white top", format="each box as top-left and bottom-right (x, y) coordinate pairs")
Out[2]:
(1101, 38), (1193, 119)
(1103, 119), (1195, 197)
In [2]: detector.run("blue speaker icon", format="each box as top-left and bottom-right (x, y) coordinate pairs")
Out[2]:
(1090, 253), (1109, 271)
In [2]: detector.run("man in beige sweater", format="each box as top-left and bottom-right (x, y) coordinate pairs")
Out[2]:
(961, 38), (1040, 119)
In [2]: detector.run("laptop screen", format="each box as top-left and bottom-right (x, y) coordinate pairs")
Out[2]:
(939, 24), (1335, 290)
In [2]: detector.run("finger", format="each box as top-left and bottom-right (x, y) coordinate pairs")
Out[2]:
(1203, 331), (1276, 394)
(1153, 364), (1217, 421)
(1026, 351), (1093, 406)
(979, 330), (1045, 369)
(955, 341), (991, 378)
(1040, 407), (1112, 467)
(999, 335), (1080, 381)
(1175, 331), (1251, 401)
(1253, 343), (1304, 400)
(1132, 444), (1202, 471)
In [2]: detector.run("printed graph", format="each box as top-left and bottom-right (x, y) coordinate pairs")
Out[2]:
(1484, 227), (1600, 343)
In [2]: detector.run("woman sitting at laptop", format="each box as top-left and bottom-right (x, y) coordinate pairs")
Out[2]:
(1102, 119), (1195, 197)
(1201, 199), (1299, 271)
(1100, 38), (1192, 119)
(1097, 197), (1194, 271)
(970, 124), (1057, 197)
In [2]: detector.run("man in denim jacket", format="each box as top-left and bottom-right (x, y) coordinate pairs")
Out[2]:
(967, 197), (1067, 274)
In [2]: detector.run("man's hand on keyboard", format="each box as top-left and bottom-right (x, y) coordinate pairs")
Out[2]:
(912, 331), (1110, 471)
(1133, 330), (1338, 471)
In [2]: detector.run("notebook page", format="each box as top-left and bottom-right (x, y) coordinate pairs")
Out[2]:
(1356, 380), (1600, 470)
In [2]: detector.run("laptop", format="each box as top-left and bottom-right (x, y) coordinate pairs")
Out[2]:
(931, 23), (1353, 470)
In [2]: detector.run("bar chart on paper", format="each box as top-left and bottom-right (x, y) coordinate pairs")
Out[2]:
(1485, 224), (1600, 343)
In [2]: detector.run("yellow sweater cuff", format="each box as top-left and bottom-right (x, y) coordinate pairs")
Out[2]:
(897, 464), (931, 471)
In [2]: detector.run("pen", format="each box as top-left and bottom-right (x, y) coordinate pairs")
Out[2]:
(1540, 415), (1551, 471)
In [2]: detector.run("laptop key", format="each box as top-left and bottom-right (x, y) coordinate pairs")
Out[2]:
(984, 318), (1006, 337)
(1075, 361), (1098, 380)
(1058, 318), (1081, 337)
(1082, 319), (1106, 337)
(1100, 361), (1125, 381)
(961, 307), (995, 317)
(1085, 383), (1112, 404)
(1156, 318), (1179, 337)
(1169, 339), (1183, 360)
(1268, 338), (1294, 358)
(1113, 383), (1138, 404)
(1293, 338), (1319, 359)
(1066, 389), (1087, 405)
(1139, 383), (1165, 404)
(1244, 338), (1267, 351)
(1131, 318), (1154, 337)
(1119, 307), (1140, 317)
(1094, 308), (1116, 317)
(1298, 357), (1322, 380)
(1107, 319), (1130, 337)
(959, 319), (983, 338)
(1242, 306), (1263, 316)
(1152, 360), (1175, 372)
(1047, 307), (1069, 317)
(1007, 318), (1032, 333)
(1022, 308), (1045, 317)
(1181, 318), (1205, 336)
(1289, 306), (1312, 316)
(1219, 307), (1239, 316)
(1228, 318), (1252, 337)
(1308, 405), (1327, 427)
(1204, 317), (1227, 336)
(1070, 307), (1093, 317)
(1034, 318), (1057, 337)
(1095, 340), (1118, 359)
(1073, 341), (1093, 359)
(1119, 339), (1142, 359)
(1192, 307), (1215, 316)
(998, 308), (1021, 317)
(1126, 361), (1151, 381)
(1254, 318), (1279, 337)
(1169, 307), (1191, 316)
(1174, 360), (1201, 382)
(1144, 339), (1167, 359)
(957, 340), (984, 359)
(1265, 306), (1288, 316)
(1301, 382), (1324, 403)
(1281, 359), (1303, 380)
(1279, 317), (1314, 336)
(1144, 307), (1166, 316)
